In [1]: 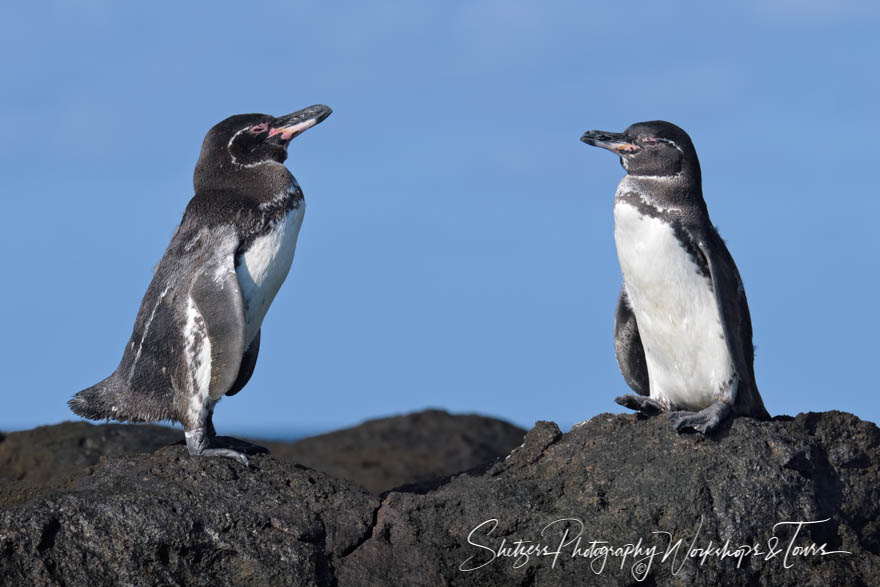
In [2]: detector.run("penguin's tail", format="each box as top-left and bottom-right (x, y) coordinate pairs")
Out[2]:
(68, 375), (130, 421)
(734, 380), (771, 421)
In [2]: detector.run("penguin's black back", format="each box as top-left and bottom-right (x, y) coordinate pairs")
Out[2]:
(70, 213), (237, 422)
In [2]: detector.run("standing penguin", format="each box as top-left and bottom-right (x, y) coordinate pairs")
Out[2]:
(69, 105), (332, 464)
(580, 121), (769, 434)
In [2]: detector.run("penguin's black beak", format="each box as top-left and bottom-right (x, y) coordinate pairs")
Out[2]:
(580, 130), (640, 154)
(267, 104), (333, 144)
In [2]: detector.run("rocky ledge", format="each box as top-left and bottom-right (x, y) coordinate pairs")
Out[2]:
(1, 411), (877, 586)
(0, 409), (526, 495)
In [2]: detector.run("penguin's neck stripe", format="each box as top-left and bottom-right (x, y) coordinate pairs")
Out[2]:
(627, 173), (684, 181)
(618, 190), (682, 214)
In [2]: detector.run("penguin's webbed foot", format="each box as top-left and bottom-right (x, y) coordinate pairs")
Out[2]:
(615, 394), (664, 416)
(185, 427), (265, 467)
(212, 435), (269, 455)
(668, 402), (731, 435)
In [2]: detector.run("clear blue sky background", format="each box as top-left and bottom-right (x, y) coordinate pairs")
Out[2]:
(1, 1), (878, 437)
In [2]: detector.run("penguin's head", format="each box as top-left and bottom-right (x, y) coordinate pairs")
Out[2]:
(580, 121), (700, 181)
(194, 104), (332, 193)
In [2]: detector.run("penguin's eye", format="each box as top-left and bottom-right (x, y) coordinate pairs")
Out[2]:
(642, 137), (659, 145)
(249, 123), (269, 134)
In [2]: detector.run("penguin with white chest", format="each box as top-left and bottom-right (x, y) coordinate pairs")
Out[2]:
(69, 104), (332, 465)
(581, 121), (769, 434)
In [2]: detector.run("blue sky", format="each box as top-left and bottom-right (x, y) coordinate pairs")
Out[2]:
(1, 1), (878, 436)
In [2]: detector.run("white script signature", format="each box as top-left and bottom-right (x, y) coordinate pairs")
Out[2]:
(459, 517), (851, 580)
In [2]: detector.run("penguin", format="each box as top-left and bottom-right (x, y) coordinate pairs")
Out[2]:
(580, 121), (769, 434)
(69, 104), (332, 465)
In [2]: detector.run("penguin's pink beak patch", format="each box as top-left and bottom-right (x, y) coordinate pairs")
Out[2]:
(268, 119), (318, 141)
(613, 143), (640, 154)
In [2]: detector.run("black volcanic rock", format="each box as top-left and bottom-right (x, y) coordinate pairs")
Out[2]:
(0, 422), (181, 486)
(265, 409), (527, 494)
(0, 446), (377, 586)
(0, 410), (526, 495)
(337, 412), (880, 586)
(1, 411), (877, 586)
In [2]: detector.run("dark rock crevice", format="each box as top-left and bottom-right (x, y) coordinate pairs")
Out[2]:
(36, 516), (61, 552)
(338, 500), (381, 561)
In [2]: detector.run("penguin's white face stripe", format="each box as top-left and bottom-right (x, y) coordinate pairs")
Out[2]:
(227, 127), (247, 155)
(613, 200), (736, 411)
(226, 119), (316, 168)
(639, 136), (684, 155)
(226, 126), (276, 169)
(235, 197), (306, 346)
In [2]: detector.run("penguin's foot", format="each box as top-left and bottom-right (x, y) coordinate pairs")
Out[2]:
(615, 394), (664, 416)
(184, 427), (264, 466)
(211, 435), (269, 455)
(668, 402), (731, 435)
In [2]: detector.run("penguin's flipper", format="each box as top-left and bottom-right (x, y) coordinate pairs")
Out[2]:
(190, 256), (247, 402)
(226, 329), (260, 397)
(697, 234), (749, 378)
(697, 234), (769, 420)
(614, 286), (650, 396)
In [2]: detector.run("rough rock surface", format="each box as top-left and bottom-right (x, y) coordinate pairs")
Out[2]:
(0, 446), (377, 586)
(0, 410), (526, 494)
(0, 422), (181, 486)
(1, 411), (877, 586)
(267, 409), (527, 494)
(337, 411), (880, 586)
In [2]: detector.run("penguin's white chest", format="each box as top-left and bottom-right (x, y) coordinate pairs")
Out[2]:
(235, 203), (305, 345)
(613, 200), (735, 411)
